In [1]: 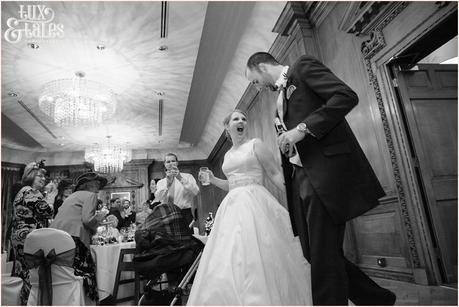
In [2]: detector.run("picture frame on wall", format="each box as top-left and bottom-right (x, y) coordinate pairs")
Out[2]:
(111, 192), (130, 202)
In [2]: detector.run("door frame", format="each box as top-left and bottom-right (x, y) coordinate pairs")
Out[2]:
(366, 3), (457, 285)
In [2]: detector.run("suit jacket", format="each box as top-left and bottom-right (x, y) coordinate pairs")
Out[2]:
(50, 190), (100, 248)
(280, 55), (385, 229)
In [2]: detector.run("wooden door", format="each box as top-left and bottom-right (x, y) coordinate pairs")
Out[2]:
(396, 64), (457, 283)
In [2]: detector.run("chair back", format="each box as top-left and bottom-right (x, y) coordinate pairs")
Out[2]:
(24, 228), (86, 306)
(24, 228), (75, 255)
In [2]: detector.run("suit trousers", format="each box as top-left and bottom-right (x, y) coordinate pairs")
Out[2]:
(291, 166), (394, 305)
(180, 208), (193, 227)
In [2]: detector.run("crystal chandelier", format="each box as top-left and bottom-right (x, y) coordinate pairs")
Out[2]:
(85, 136), (132, 174)
(38, 72), (116, 127)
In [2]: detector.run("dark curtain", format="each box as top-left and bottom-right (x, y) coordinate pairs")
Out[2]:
(1, 166), (22, 252)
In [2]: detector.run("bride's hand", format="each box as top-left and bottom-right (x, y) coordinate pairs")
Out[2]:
(198, 169), (215, 184)
(206, 170), (215, 183)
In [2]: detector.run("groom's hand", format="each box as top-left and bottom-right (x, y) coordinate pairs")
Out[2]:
(277, 129), (305, 156)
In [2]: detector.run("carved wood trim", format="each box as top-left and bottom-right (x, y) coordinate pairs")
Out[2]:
(361, 266), (415, 283)
(356, 2), (423, 269)
(1, 162), (24, 171)
(303, 1), (337, 28)
(339, 2), (409, 36)
(272, 2), (308, 36)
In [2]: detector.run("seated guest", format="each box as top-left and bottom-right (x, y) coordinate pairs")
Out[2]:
(51, 172), (108, 303)
(135, 203), (202, 289)
(108, 198), (122, 227)
(95, 214), (121, 241)
(109, 197), (121, 211)
(53, 178), (74, 217)
(117, 199), (136, 229)
(155, 153), (199, 226)
(136, 201), (153, 227)
(11, 162), (54, 305)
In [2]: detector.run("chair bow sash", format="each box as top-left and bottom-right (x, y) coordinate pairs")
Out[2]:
(24, 248), (75, 305)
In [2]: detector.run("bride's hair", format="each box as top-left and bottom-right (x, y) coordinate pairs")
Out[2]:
(222, 109), (249, 141)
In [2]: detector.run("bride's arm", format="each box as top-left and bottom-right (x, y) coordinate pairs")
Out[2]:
(253, 138), (285, 191)
(208, 171), (229, 191)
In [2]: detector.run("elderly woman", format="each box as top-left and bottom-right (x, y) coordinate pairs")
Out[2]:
(95, 214), (121, 241)
(11, 162), (54, 305)
(50, 172), (108, 302)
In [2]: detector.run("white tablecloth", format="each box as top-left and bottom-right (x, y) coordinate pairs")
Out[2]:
(90, 242), (136, 300)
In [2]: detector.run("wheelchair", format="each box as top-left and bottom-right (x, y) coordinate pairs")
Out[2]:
(133, 203), (205, 306)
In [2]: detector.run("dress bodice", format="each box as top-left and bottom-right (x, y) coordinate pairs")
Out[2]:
(222, 139), (263, 189)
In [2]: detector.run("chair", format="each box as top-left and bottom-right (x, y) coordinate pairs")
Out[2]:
(24, 228), (86, 306)
(134, 204), (206, 306)
(112, 247), (142, 304)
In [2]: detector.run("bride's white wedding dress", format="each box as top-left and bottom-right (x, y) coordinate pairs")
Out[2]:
(187, 138), (312, 305)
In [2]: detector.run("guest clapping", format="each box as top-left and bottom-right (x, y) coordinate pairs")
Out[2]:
(11, 162), (54, 305)
(115, 199), (136, 229)
(155, 153), (199, 226)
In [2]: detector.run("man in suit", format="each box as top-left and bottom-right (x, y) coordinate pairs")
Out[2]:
(245, 52), (396, 305)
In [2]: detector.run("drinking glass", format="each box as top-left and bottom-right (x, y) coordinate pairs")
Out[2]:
(199, 167), (210, 186)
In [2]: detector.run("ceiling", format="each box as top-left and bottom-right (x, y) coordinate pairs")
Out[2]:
(1, 1), (285, 162)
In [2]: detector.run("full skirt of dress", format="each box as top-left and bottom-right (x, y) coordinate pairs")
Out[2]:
(187, 184), (312, 305)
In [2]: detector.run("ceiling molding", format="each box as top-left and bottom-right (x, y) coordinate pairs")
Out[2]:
(272, 2), (309, 36)
(304, 1), (337, 28)
(338, 1), (409, 36)
(16, 100), (57, 139)
(1, 113), (44, 149)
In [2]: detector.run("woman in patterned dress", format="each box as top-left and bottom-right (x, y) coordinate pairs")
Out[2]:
(10, 162), (54, 305)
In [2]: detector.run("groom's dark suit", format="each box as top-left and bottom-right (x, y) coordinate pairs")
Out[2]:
(279, 56), (395, 305)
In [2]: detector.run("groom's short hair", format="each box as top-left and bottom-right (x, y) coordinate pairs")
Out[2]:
(246, 52), (280, 70)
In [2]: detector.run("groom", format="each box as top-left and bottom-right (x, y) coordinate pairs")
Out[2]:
(245, 52), (396, 305)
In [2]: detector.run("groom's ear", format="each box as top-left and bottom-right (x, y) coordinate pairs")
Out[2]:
(258, 63), (268, 72)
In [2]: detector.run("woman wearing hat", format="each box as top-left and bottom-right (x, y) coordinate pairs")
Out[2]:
(11, 162), (55, 305)
(51, 172), (108, 303)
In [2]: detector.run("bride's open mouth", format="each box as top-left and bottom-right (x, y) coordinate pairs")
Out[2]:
(236, 126), (244, 133)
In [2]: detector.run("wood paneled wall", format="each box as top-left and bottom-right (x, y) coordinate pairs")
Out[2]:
(307, 2), (413, 282)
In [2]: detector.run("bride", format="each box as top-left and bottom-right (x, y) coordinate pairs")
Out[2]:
(187, 109), (312, 305)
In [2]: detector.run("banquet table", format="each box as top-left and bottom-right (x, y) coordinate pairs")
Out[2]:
(90, 241), (137, 301)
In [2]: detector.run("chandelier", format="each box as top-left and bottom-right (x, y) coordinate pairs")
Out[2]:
(38, 72), (116, 127)
(84, 136), (132, 174)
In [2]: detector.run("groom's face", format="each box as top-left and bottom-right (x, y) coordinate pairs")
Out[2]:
(246, 65), (276, 91)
